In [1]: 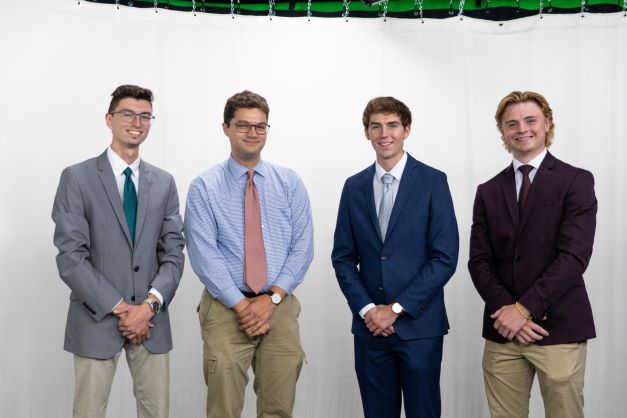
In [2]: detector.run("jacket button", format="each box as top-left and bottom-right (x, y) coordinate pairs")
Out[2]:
(378, 286), (384, 291)
(131, 296), (136, 302)
(380, 255), (387, 260)
(134, 266), (140, 272)
(515, 256), (521, 262)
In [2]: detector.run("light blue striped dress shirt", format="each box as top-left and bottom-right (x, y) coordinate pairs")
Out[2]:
(185, 157), (314, 308)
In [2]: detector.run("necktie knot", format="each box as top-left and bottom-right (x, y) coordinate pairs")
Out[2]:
(247, 169), (255, 181)
(518, 165), (533, 177)
(382, 173), (394, 185)
(124, 167), (133, 179)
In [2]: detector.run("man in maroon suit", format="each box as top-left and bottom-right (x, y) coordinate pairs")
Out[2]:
(469, 91), (597, 418)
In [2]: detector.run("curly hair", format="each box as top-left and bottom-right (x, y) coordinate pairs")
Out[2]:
(223, 90), (270, 124)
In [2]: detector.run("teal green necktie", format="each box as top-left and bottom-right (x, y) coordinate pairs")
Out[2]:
(123, 167), (137, 243)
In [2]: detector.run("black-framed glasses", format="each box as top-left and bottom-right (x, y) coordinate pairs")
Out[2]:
(232, 120), (270, 135)
(110, 109), (155, 125)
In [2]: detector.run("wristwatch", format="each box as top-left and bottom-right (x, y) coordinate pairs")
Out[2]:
(143, 298), (161, 315)
(391, 302), (404, 315)
(267, 290), (282, 305)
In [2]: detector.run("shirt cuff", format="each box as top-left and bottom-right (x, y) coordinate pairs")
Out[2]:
(219, 286), (248, 309)
(359, 303), (376, 319)
(111, 298), (124, 313)
(273, 274), (298, 296)
(149, 288), (164, 305)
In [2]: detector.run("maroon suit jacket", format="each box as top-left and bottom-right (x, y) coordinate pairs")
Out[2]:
(468, 151), (597, 345)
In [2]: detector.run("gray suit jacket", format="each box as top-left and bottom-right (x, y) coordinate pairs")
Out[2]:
(52, 150), (185, 359)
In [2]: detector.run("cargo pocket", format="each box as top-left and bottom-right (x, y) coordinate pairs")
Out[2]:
(203, 356), (217, 384)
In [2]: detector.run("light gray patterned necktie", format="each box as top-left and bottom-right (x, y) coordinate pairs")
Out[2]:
(378, 173), (394, 240)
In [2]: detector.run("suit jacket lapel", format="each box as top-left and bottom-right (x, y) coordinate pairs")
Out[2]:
(385, 156), (420, 241)
(361, 164), (383, 242)
(96, 151), (133, 246)
(519, 152), (556, 231)
(135, 161), (152, 245)
(498, 164), (519, 229)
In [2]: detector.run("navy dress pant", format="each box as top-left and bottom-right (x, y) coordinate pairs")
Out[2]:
(354, 334), (444, 418)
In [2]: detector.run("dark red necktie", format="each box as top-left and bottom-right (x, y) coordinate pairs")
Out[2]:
(518, 165), (533, 214)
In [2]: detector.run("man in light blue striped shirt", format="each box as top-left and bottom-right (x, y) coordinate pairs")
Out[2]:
(185, 90), (314, 418)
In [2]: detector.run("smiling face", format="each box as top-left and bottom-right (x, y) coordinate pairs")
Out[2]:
(365, 112), (410, 172)
(499, 101), (551, 163)
(106, 97), (152, 153)
(223, 107), (268, 168)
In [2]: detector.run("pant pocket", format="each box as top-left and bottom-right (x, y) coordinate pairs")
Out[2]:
(198, 290), (214, 329)
(203, 356), (217, 384)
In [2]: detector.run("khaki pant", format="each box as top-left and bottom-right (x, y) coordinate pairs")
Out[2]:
(482, 339), (587, 418)
(73, 342), (169, 418)
(198, 289), (305, 418)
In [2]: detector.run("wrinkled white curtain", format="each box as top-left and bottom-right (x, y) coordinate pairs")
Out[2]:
(1, 1), (625, 417)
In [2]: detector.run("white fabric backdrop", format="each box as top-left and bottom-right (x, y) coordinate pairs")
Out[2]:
(1, 1), (625, 417)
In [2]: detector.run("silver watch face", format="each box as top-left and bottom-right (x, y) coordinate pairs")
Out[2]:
(145, 299), (159, 313)
(271, 293), (282, 304)
(392, 303), (402, 314)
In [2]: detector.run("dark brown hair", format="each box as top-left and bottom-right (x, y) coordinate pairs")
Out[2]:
(223, 90), (270, 124)
(362, 97), (412, 128)
(108, 84), (153, 113)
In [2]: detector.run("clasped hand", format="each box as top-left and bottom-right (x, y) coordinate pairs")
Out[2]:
(364, 305), (397, 337)
(113, 301), (154, 344)
(491, 304), (549, 344)
(235, 295), (276, 337)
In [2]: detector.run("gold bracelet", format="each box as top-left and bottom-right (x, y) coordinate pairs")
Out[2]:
(515, 301), (532, 320)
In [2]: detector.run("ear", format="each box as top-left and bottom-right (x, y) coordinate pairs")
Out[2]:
(105, 112), (113, 130)
(403, 124), (411, 139)
(364, 127), (371, 141)
(222, 122), (229, 136)
(544, 118), (552, 134)
(497, 124), (505, 139)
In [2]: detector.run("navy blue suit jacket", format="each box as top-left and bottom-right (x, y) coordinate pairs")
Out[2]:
(332, 154), (459, 340)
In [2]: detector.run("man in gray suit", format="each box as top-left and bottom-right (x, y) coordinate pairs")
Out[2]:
(52, 84), (185, 418)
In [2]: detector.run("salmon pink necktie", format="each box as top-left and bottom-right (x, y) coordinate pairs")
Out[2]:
(244, 169), (268, 293)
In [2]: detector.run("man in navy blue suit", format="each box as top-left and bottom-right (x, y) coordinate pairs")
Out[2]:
(332, 96), (459, 418)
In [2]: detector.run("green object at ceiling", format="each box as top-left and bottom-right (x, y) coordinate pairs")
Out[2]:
(83, 0), (627, 21)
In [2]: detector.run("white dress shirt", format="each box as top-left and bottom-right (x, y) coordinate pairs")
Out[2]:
(512, 148), (547, 201)
(107, 147), (140, 198)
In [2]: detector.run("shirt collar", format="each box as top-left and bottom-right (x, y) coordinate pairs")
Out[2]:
(375, 151), (407, 182)
(227, 155), (267, 180)
(512, 148), (547, 172)
(107, 147), (140, 176)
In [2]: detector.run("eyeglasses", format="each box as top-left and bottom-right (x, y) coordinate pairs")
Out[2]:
(232, 120), (270, 135)
(110, 109), (155, 125)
